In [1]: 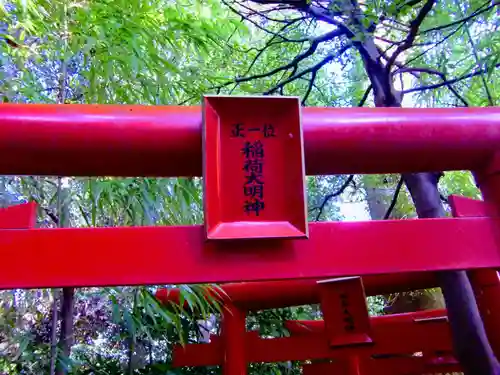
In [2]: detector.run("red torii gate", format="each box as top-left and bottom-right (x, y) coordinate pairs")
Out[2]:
(1, 100), (500, 374)
(157, 195), (500, 374)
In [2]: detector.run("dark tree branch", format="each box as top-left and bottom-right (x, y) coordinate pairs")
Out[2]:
(402, 62), (500, 94)
(394, 0), (424, 13)
(265, 44), (352, 94)
(440, 193), (449, 204)
(403, 24), (464, 67)
(302, 3), (356, 36)
(240, 19), (308, 80)
(301, 70), (317, 105)
(249, 0), (307, 5)
(456, 0), (495, 106)
(298, 76), (330, 104)
(223, 0), (309, 42)
(222, 15), (305, 55)
(358, 84), (372, 107)
(214, 28), (345, 92)
(313, 175), (355, 221)
(380, 21), (410, 33)
(378, 46), (422, 82)
(396, 67), (469, 106)
(375, 35), (403, 45)
(386, 0), (436, 71)
(235, 0), (306, 23)
(384, 176), (404, 220)
(376, 35), (440, 47)
(421, 0), (499, 33)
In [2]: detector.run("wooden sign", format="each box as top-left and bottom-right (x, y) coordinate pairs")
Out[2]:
(317, 277), (372, 347)
(203, 95), (307, 240)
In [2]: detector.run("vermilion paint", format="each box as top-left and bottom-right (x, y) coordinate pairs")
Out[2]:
(172, 310), (453, 366)
(156, 272), (438, 310)
(1, 104), (500, 176)
(0, 217), (499, 289)
(203, 96), (307, 240)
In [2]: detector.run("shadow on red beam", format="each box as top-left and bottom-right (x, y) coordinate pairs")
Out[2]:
(1, 105), (500, 176)
(301, 356), (461, 375)
(0, 218), (500, 289)
(156, 273), (438, 310)
(172, 310), (453, 366)
(285, 309), (447, 334)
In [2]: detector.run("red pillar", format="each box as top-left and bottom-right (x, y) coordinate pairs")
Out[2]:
(472, 155), (500, 359)
(222, 304), (247, 375)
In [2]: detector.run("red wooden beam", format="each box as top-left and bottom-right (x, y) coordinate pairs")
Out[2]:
(156, 273), (438, 310)
(1, 104), (500, 176)
(0, 202), (36, 229)
(301, 357), (461, 375)
(172, 310), (453, 366)
(284, 309), (447, 334)
(0, 218), (499, 289)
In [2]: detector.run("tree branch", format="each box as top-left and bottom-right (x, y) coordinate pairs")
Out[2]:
(265, 44), (351, 94)
(403, 24), (464, 67)
(455, 0), (494, 106)
(394, 0), (424, 13)
(235, 0), (306, 23)
(223, 0), (309, 42)
(421, 0), (499, 34)
(402, 62), (500, 94)
(397, 67), (469, 106)
(384, 176), (404, 220)
(358, 84), (372, 107)
(240, 19), (308, 79)
(386, 0), (436, 71)
(301, 70), (317, 105)
(214, 28), (345, 92)
(313, 175), (355, 221)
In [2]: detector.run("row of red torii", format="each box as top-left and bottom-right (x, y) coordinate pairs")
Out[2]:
(2, 96), (500, 374)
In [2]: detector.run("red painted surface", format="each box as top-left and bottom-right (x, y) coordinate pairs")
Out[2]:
(449, 192), (500, 360)
(290, 310), (457, 374)
(172, 310), (453, 366)
(318, 277), (372, 347)
(448, 195), (495, 217)
(0, 202), (36, 229)
(203, 96), (307, 239)
(222, 305), (247, 375)
(301, 357), (461, 375)
(2, 104), (500, 176)
(1, 218), (500, 289)
(285, 309), (447, 334)
(156, 272), (438, 310)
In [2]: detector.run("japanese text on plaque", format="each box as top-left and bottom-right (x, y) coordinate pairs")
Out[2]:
(231, 123), (276, 216)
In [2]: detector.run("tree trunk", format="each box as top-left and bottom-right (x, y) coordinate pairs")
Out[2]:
(49, 290), (59, 375)
(363, 176), (389, 221)
(403, 173), (500, 374)
(363, 175), (444, 314)
(56, 288), (74, 375)
(346, 9), (500, 362)
(56, 186), (74, 375)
